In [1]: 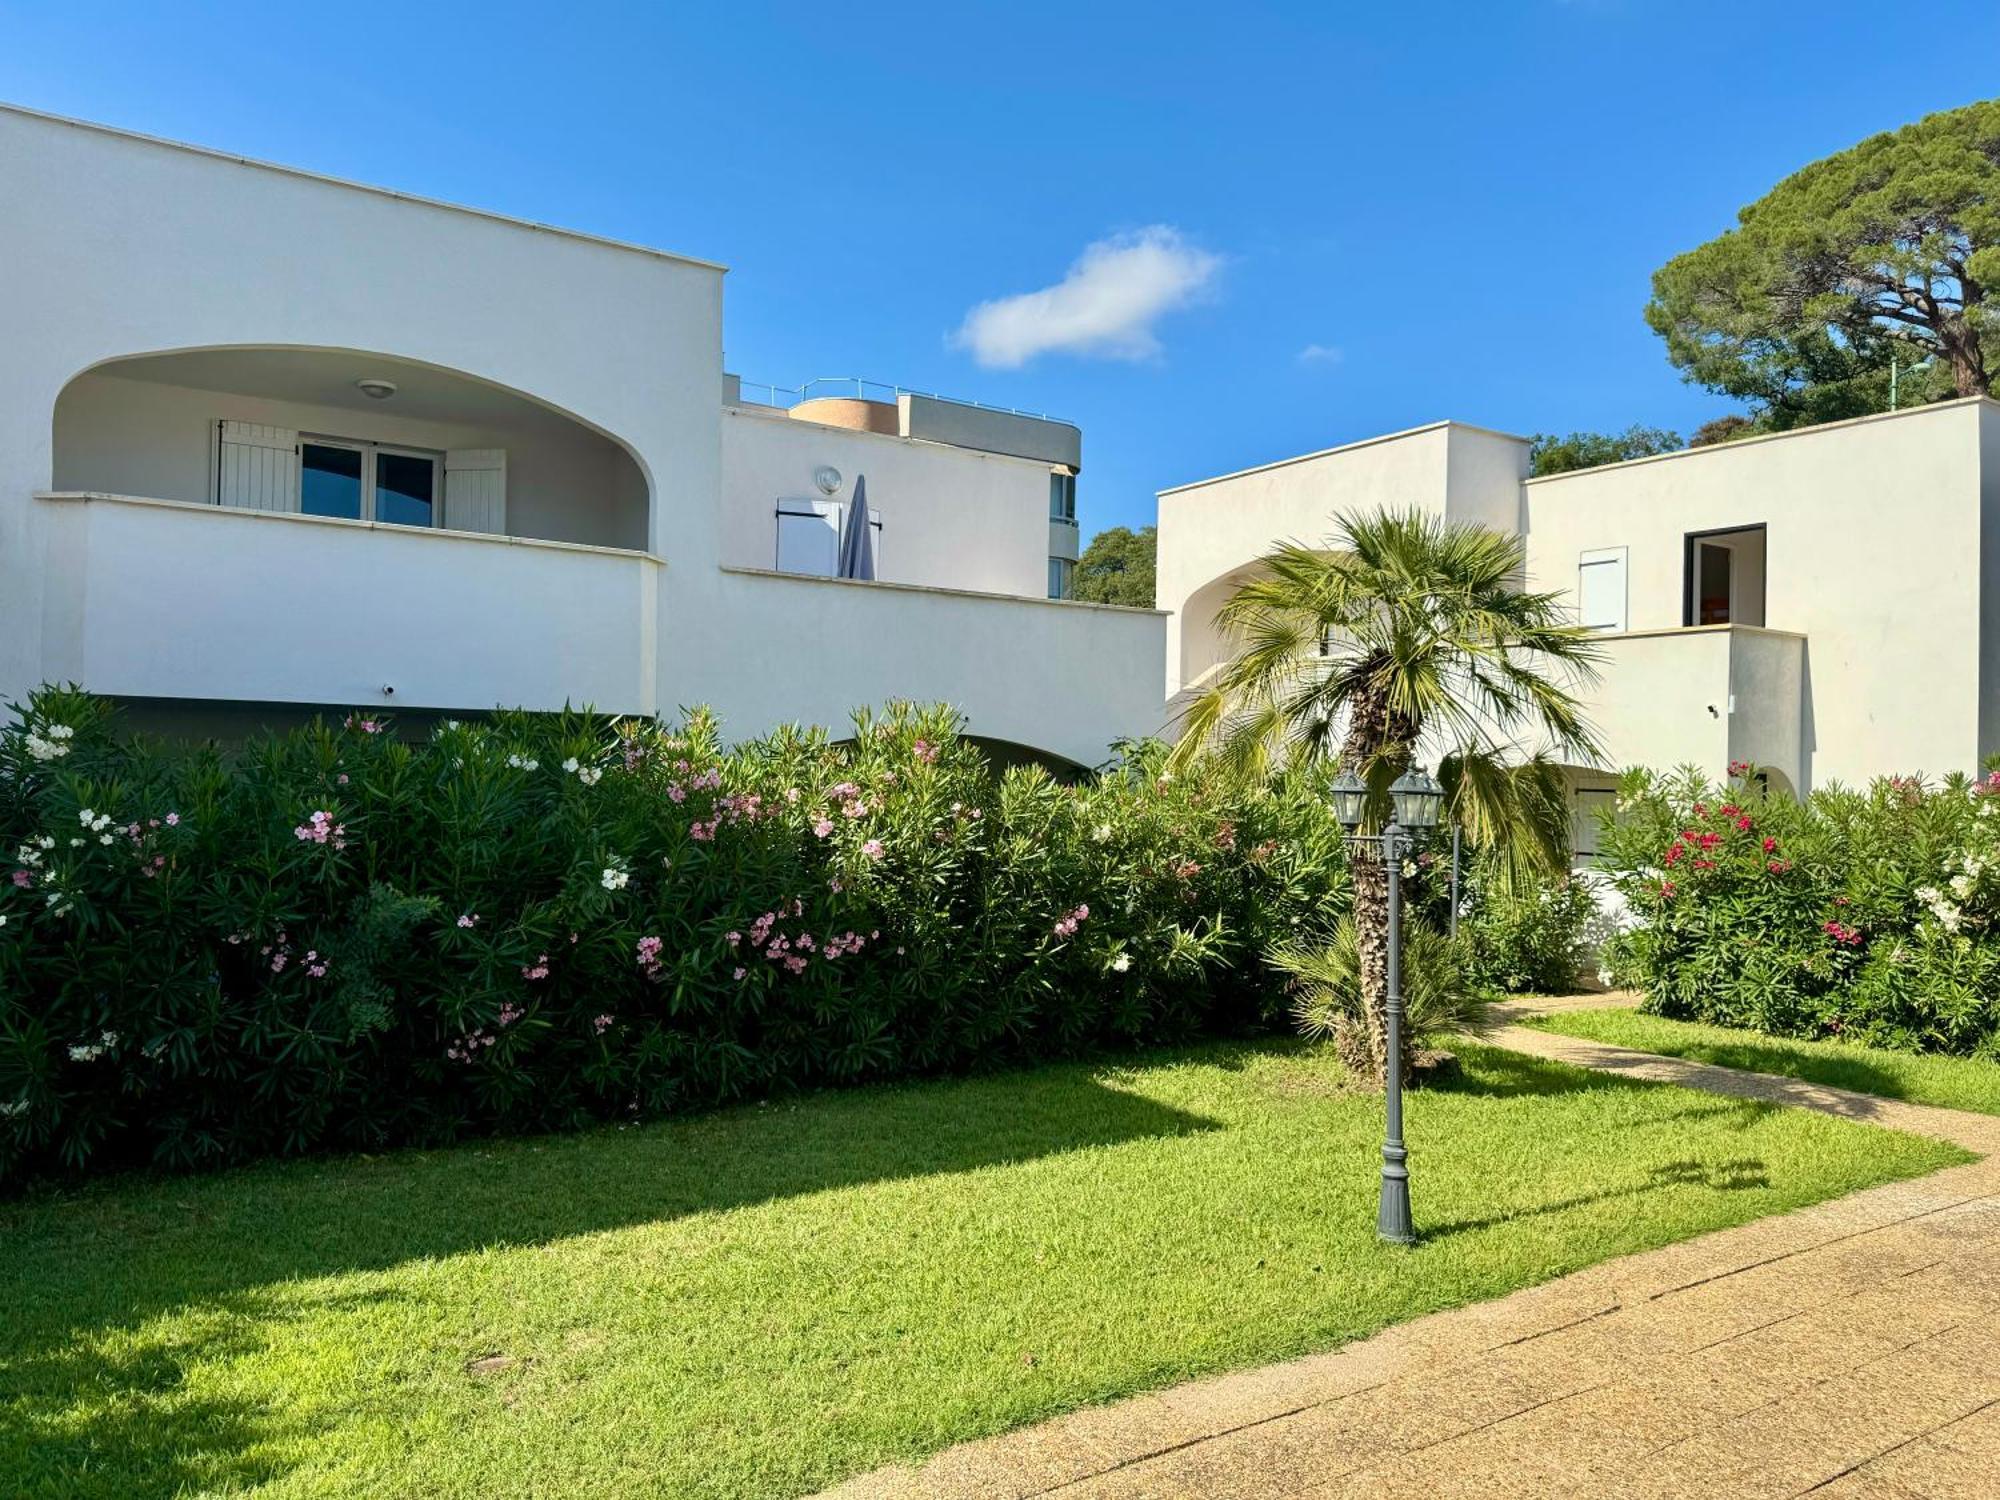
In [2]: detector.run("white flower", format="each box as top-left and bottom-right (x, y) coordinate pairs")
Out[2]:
(97, 834), (113, 846)
(0, 913), (7, 928)
(67, 1043), (103, 1063)
(578, 767), (602, 786)
(24, 725), (72, 762)
(1110, 953), (1132, 973)
(505, 753), (540, 771)
(78, 809), (95, 828)
(68, 838), (83, 848)
(1093, 824), (1114, 843)
(37, 835), (55, 850)
(0, 1098), (27, 1118)
(1950, 873), (1974, 899)
(562, 757), (580, 774)
(601, 865), (630, 891)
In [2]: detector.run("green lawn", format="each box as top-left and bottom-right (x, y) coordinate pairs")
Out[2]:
(1529, 1007), (2000, 1117)
(0, 1040), (1968, 1500)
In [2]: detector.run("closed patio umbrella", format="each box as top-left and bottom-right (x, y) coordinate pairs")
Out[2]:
(837, 475), (876, 581)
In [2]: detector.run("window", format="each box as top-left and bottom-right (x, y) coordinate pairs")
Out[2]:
(1048, 557), (1075, 599)
(776, 499), (881, 577)
(1681, 525), (1767, 627)
(1049, 471), (1077, 523)
(1577, 547), (1628, 632)
(218, 422), (443, 528)
(299, 437), (438, 526)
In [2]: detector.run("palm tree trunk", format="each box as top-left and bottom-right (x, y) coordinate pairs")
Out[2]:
(1338, 684), (1418, 1089)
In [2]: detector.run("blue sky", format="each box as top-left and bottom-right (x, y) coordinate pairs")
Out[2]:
(5, 1), (1998, 541)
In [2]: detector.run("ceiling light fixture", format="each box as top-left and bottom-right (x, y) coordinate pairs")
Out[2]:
(355, 377), (398, 401)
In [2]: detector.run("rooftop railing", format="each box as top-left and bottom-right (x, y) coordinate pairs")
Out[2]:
(733, 375), (1066, 425)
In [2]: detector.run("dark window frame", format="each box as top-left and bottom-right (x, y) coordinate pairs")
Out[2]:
(1681, 522), (1767, 627)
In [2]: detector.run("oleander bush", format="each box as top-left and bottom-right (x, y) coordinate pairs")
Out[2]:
(1456, 852), (1597, 996)
(1598, 761), (2000, 1055)
(0, 687), (1355, 1182)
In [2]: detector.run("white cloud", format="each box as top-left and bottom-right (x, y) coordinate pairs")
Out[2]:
(1296, 343), (1343, 365)
(952, 226), (1221, 369)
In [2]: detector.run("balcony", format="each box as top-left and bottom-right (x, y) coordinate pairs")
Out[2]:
(36, 491), (661, 715)
(1588, 624), (1806, 790)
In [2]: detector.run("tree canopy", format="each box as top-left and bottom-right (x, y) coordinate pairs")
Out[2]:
(1647, 99), (2000, 419)
(1528, 425), (1683, 476)
(1072, 524), (1156, 607)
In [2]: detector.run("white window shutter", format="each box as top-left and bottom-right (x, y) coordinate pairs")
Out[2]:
(444, 449), (507, 534)
(217, 421), (299, 512)
(775, 500), (841, 575)
(1578, 547), (1628, 632)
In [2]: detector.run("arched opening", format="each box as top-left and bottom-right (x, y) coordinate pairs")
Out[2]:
(52, 347), (650, 550)
(1175, 564), (1264, 694)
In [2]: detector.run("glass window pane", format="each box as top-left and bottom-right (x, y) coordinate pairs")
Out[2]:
(375, 451), (436, 527)
(300, 443), (363, 520)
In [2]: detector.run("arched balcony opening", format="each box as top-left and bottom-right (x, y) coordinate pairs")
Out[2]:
(52, 346), (650, 550)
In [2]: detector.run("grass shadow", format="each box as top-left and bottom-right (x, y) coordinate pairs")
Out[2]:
(0, 1058), (1218, 1499)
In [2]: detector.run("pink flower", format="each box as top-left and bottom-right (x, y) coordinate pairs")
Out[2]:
(457, 913), (479, 928)
(667, 783), (687, 803)
(9, 870), (29, 888)
(636, 934), (666, 980)
(912, 738), (938, 764)
(732, 967), (747, 980)
(164, 812), (180, 827)
(520, 954), (551, 980)
(593, 1012), (615, 1034)
(861, 839), (885, 861)
(812, 817), (834, 838)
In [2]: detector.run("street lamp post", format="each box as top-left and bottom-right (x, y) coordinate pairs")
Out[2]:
(1330, 765), (1444, 1245)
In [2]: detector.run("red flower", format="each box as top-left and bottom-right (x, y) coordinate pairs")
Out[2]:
(1762, 836), (1778, 853)
(1659, 881), (1676, 900)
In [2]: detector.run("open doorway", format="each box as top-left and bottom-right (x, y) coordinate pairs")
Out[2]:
(1683, 525), (1766, 627)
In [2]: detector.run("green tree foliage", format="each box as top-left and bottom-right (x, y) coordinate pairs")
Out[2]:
(1688, 414), (1756, 448)
(1528, 425), (1684, 476)
(1647, 99), (2000, 423)
(1072, 524), (1157, 607)
(1171, 511), (1602, 1083)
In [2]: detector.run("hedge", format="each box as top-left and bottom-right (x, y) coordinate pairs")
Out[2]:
(1598, 762), (2000, 1054)
(0, 688), (1352, 1182)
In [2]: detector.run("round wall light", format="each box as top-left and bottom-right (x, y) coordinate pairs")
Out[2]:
(355, 377), (399, 401)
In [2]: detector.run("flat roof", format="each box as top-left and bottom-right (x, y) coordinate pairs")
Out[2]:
(0, 100), (728, 274)
(1158, 419), (1529, 497)
(1522, 394), (1996, 484)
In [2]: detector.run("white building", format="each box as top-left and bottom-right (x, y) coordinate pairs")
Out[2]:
(0, 104), (1157, 769)
(1158, 400), (2000, 849)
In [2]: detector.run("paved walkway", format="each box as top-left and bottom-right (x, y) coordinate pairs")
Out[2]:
(822, 997), (2000, 1499)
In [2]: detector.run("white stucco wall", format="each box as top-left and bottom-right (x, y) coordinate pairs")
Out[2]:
(53, 371), (649, 548)
(692, 570), (1167, 767)
(720, 407), (1050, 597)
(0, 105), (720, 716)
(1524, 400), (1989, 788)
(1155, 422), (1528, 694)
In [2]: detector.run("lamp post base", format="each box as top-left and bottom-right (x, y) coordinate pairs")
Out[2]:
(1378, 1144), (1414, 1245)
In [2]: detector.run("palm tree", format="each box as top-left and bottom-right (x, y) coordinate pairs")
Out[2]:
(1172, 509), (1603, 1084)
